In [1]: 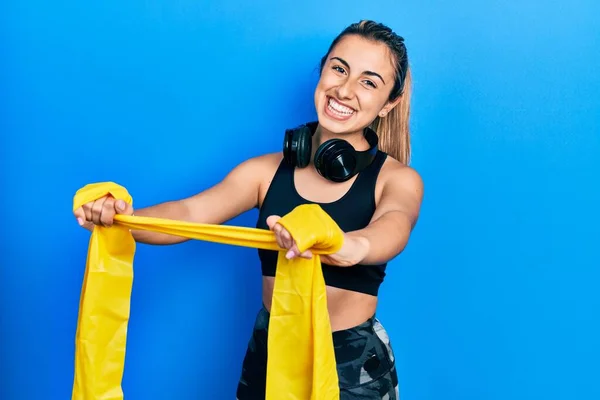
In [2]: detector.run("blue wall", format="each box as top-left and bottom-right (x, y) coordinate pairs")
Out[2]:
(2, 1), (599, 399)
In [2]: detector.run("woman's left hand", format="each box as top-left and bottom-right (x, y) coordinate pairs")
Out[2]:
(266, 215), (369, 267)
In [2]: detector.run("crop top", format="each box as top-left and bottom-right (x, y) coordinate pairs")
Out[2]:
(255, 150), (389, 296)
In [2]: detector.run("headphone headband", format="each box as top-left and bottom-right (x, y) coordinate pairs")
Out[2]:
(283, 122), (379, 182)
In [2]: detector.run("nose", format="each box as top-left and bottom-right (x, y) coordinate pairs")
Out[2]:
(335, 79), (354, 100)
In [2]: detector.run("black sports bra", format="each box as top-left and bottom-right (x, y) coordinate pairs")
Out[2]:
(255, 150), (389, 296)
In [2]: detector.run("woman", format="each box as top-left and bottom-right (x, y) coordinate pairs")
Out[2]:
(74, 20), (423, 400)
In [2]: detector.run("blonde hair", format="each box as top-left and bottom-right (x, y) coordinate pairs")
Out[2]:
(371, 67), (412, 165)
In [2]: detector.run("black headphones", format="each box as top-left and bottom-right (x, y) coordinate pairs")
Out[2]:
(282, 121), (379, 183)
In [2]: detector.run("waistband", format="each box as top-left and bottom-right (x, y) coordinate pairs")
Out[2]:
(258, 304), (377, 341)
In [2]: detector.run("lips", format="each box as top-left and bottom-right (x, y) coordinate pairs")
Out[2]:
(325, 96), (356, 120)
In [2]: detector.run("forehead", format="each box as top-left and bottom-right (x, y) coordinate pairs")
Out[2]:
(329, 34), (396, 78)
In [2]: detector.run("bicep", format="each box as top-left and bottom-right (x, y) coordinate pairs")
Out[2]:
(371, 166), (424, 229)
(353, 166), (424, 264)
(179, 156), (271, 225)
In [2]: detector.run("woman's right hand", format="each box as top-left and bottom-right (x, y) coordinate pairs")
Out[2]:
(73, 195), (134, 231)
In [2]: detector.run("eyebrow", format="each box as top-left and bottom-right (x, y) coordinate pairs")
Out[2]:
(330, 56), (386, 85)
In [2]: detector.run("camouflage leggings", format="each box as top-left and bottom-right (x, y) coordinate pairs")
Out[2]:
(236, 306), (399, 399)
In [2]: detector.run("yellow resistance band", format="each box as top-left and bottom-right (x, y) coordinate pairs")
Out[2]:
(71, 182), (343, 400)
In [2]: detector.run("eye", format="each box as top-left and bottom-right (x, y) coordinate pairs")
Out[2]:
(332, 65), (346, 74)
(362, 79), (377, 88)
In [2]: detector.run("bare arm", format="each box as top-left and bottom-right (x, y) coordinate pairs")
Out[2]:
(75, 155), (272, 245)
(346, 163), (424, 265)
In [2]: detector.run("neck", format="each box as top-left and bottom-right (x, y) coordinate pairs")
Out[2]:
(314, 124), (370, 152)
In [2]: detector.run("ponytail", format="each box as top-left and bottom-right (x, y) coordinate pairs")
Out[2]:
(372, 66), (412, 165)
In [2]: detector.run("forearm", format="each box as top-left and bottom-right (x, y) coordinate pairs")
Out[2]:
(346, 211), (412, 265)
(131, 200), (192, 245)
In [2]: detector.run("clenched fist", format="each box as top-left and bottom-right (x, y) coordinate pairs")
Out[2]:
(73, 195), (134, 231)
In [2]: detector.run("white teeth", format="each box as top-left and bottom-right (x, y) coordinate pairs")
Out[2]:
(328, 97), (354, 115)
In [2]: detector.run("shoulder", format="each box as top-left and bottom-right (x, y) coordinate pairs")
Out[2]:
(233, 152), (285, 208)
(379, 156), (424, 195)
(373, 154), (424, 222)
(227, 151), (284, 190)
(235, 151), (283, 176)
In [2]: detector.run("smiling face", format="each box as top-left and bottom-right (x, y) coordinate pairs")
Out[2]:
(314, 34), (401, 137)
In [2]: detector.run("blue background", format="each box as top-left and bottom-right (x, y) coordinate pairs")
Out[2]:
(1, 1), (599, 399)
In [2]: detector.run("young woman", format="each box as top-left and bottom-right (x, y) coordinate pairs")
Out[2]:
(74, 20), (423, 400)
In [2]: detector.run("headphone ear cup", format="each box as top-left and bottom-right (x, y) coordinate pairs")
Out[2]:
(314, 139), (357, 182)
(294, 126), (312, 168)
(283, 126), (312, 167)
(283, 128), (294, 164)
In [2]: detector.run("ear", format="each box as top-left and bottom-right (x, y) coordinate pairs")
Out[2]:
(377, 96), (402, 118)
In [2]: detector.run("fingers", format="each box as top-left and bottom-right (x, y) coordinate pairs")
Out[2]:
(74, 195), (134, 230)
(82, 201), (93, 222)
(266, 214), (314, 259)
(299, 250), (313, 259)
(267, 215), (285, 249)
(91, 197), (107, 225)
(73, 207), (86, 226)
(266, 215), (281, 230)
(268, 216), (294, 250)
(100, 197), (116, 227)
(278, 225), (294, 249)
(285, 244), (313, 260)
(273, 224), (285, 249)
(115, 199), (134, 215)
